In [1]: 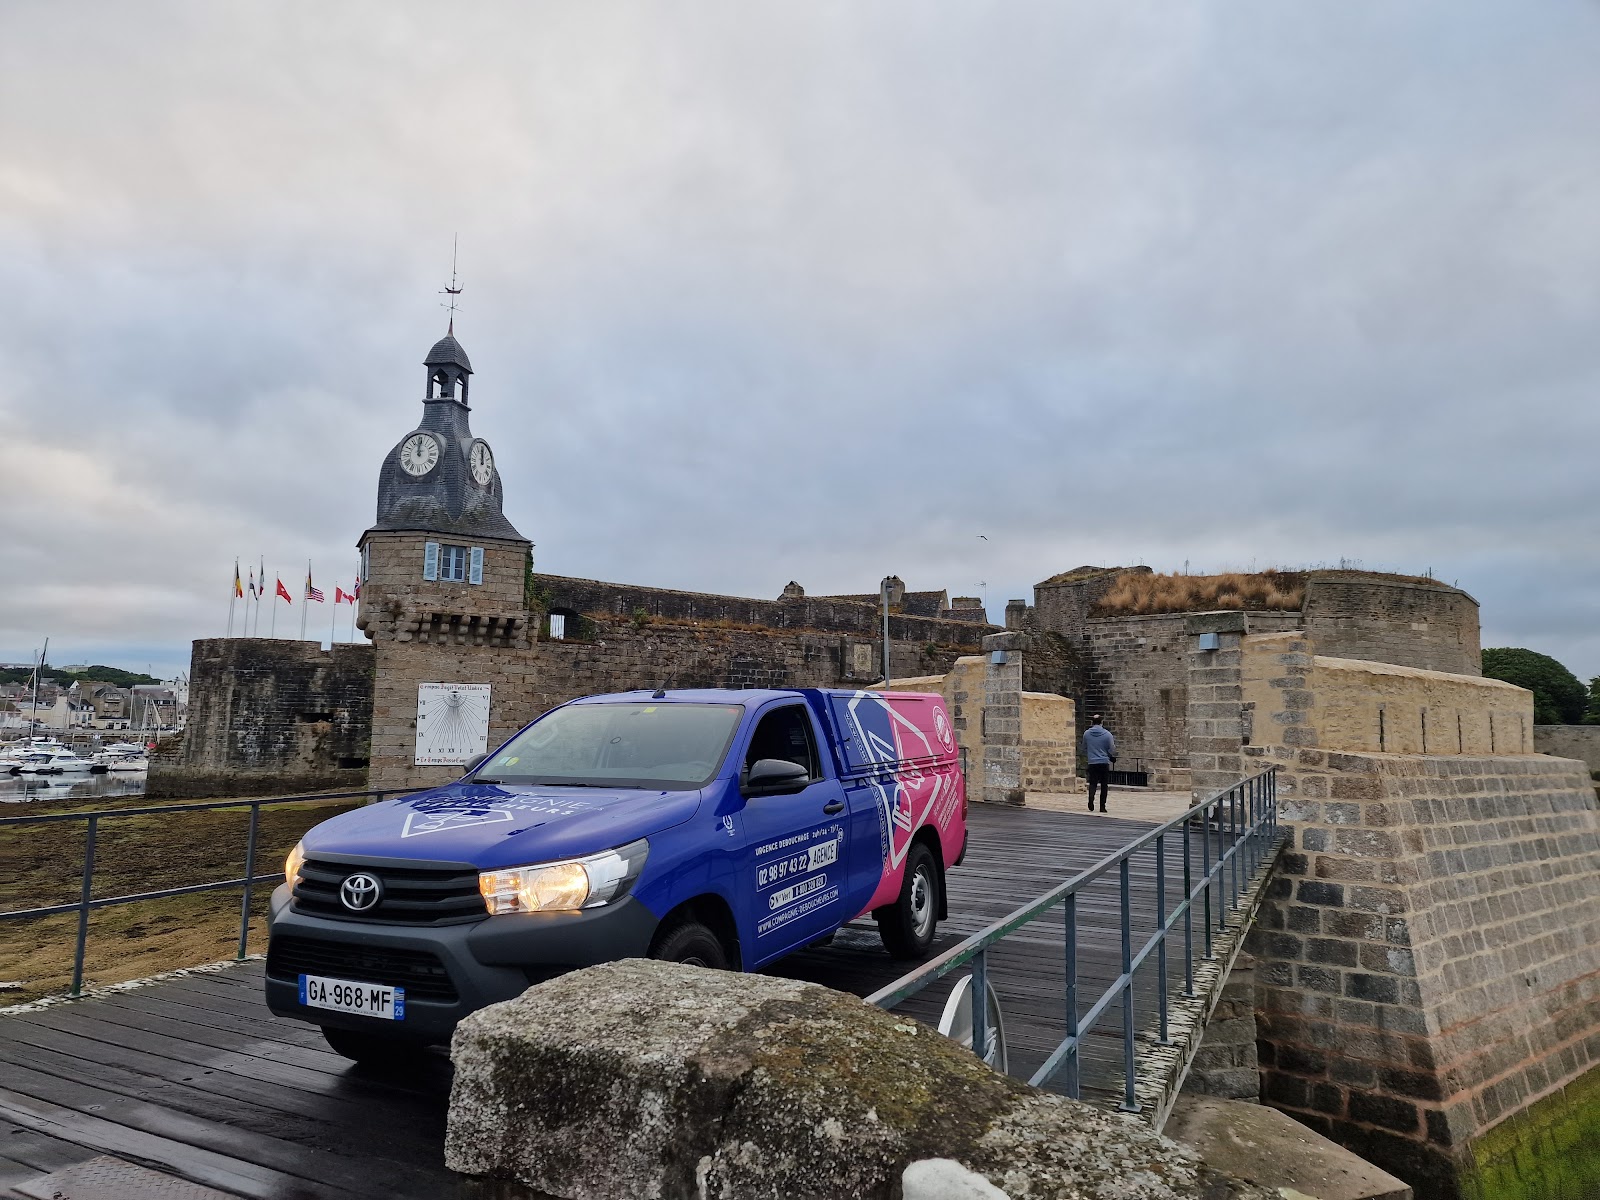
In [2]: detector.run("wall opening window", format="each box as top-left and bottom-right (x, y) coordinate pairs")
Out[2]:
(548, 613), (566, 640)
(440, 544), (468, 582)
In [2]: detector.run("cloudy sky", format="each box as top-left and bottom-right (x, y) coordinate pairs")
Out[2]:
(2, 1), (1597, 681)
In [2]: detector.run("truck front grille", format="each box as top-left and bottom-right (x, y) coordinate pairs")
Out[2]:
(266, 934), (460, 1002)
(292, 856), (488, 927)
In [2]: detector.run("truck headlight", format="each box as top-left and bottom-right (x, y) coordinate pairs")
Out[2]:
(285, 840), (306, 887)
(478, 839), (649, 915)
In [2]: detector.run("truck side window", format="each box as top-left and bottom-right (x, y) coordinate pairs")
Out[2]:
(744, 706), (819, 781)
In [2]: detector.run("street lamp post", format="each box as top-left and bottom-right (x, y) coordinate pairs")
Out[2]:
(880, 576), (892, 687)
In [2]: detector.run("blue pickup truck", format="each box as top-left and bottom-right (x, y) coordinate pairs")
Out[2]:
(265, 687), (968, 1061)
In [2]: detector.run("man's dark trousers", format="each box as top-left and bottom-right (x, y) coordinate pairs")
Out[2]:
(1087, 762), (1110, 810)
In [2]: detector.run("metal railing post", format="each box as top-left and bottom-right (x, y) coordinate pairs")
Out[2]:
(1155, 834), (1170, 1045)
(1118, 857), (1139, 1111)
(1182, 819), (1195, 995)
(970, 949), (989, 1068)
(1064, 891), (1079, 1097)
(1229, 784), (1240, 910)
(70, 816), (97, 998)
(1201, 796), (1214, 958)
(236, 803), (261, 960)
(1217, 793), (1228, 930)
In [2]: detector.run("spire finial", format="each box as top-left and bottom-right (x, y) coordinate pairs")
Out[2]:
(440, 234), (463, 333)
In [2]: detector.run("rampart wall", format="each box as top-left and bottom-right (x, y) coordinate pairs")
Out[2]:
(1534, 724), (1600, 777)
(1245, 743), (1600, 1198)
(1300, 573), (1480, 677)
(149, 638), (374, 798)
(534, 573), (992, 647)
(1240, 634), (1534, 758)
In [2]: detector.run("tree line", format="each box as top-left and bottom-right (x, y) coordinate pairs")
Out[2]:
(1481, 648), (1599, 726)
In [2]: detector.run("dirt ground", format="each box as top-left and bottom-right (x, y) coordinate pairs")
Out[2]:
(0, 792), (362, 1005)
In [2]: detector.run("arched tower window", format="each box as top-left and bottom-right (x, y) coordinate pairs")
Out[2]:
(431, 370), (452, 399)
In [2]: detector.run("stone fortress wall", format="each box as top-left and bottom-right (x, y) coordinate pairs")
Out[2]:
(1186, 622), (1600, 1196)
(149, 638), (374, 798)
(1008, 566), (1483, 792)
(1532, 724), (1600, 777)
(1240, 633), (1534, 758)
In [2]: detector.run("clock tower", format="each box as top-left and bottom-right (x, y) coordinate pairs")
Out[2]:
(357, 326), (535, 790)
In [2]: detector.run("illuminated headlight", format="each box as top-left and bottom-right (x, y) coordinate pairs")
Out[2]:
(478, 839), (649, 915)
(285, 840), (306, 887)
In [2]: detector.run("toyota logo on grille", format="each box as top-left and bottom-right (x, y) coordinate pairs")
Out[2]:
(340, 873), (382, 912)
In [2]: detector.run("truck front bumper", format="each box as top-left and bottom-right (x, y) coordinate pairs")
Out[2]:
(263, 883), (659, 1044)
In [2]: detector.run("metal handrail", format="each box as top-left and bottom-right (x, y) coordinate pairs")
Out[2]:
(867, 766), (1281, 1112)
(0, 786), (424, 998)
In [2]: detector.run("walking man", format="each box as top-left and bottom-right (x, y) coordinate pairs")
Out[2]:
(1083, 714), (1115, 813)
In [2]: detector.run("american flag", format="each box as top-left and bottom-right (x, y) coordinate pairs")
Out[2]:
(306, 571), (325, 603)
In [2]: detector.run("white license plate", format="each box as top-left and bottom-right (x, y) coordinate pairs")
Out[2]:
(298, 974), (405, 1020)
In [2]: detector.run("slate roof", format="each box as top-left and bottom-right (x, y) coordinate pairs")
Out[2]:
(424, 333), (473, 373)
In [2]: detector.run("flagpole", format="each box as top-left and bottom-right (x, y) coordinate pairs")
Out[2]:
(270, 576), (278, 639)
(228, 559), (238, 637)
(330, 590), (338, 647)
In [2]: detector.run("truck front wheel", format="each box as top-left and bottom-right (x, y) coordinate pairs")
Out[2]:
(649, 917), (729, 969)
(876, 842), (940, 960)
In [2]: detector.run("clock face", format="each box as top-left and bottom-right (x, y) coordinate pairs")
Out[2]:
(399, 433), (440, 476)
(469, 440), (494, 486)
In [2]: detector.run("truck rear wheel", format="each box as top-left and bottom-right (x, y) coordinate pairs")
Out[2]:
(649, 917), (729, 969)
(876, 842), (940, 960)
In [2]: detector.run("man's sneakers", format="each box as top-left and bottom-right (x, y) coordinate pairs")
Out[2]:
(1086, 796), (1095, 811)
(1099, 804), (1107, 813)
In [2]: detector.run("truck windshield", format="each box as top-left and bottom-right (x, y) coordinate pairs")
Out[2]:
(475, 702), (745, 790)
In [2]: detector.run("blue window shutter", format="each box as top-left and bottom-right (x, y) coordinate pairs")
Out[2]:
(469, 546), (484, 585)
(423, 541), (439, 581)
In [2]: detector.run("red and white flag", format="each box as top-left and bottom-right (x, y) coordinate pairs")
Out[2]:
(275, 577), (292, 604)
(334, 586), (349, 604)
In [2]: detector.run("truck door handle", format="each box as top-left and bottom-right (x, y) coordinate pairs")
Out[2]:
(823, 801), (845, 815)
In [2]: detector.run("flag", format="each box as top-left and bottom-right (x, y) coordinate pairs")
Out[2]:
(233, 561), (244, 598)
(275, 577), (292, 603)
(258, 556), (265, 598)
(353, 577), (361, 600)
(334, 586), (348, 604)
(306, 569), (325, 603)
(247, 568), (257, 599)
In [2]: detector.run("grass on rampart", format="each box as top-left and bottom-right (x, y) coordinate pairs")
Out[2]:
(0, 791), (361, 1005)
(1089, 571), (1307, 617)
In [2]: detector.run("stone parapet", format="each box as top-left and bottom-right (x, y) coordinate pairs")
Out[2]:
(1243, 743), (1600, 1198)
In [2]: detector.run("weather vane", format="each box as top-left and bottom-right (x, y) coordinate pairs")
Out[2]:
(440, 234), (463, 332)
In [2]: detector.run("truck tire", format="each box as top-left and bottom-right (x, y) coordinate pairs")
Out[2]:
(876, 842), (940, 960)
(320, 1026), (418, 1065)
(650, 917), (729, 969)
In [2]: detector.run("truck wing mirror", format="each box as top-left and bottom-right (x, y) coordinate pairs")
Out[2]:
(463, 752), (491, 776)
(744, 758), (810, 795)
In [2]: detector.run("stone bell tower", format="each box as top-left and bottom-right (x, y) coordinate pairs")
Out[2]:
(357, 324), (535, 790)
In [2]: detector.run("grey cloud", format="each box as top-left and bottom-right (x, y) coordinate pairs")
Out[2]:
(1, 0), (1597, 680)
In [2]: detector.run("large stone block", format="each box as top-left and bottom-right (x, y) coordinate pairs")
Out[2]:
(446, 960), (1275, 1200)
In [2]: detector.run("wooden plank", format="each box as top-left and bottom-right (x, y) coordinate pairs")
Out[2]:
(0, 1038), (447, 1173)
(0, 1087), (330, 1200)
(0, 1021), (444, 1138)
(0, 1062), (459, 1200)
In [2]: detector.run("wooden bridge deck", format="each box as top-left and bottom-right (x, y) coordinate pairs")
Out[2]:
(0, 802), (1236, 1199)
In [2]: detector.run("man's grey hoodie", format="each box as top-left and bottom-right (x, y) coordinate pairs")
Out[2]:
(1083, 725), (1116, 765)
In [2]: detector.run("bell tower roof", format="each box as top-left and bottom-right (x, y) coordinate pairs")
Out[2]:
(424, 333), (472, 374)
